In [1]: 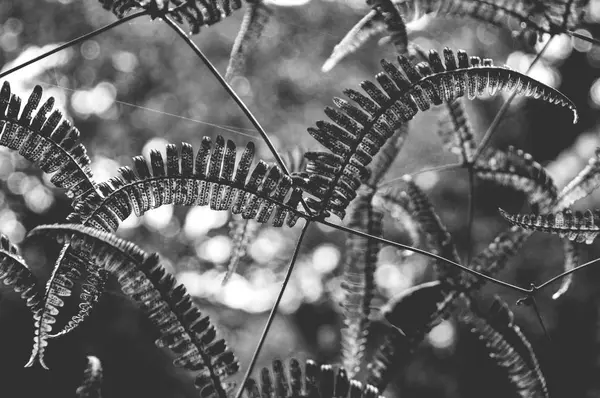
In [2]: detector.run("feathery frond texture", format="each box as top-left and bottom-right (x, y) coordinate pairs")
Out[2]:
(553, 239), (581, 300)
(462, 297), (549, 398)
(225, 0), (272, 82)
(499, 208), (600, 244)
(0, 234), (43, 313)
(475, 146), (558, 212)
(436, 98), (475, 163)
(339, 193), (382, 377)
(0, 82), (95, 201)
(367, 0), (408, 54)
(372, 181), (421, 246)
(29, 224), (239, 397)
(98, 0), (243, 34)
(297, 47), (577, 219)
(557, 147), (600, 208)
(244, 358), (386, 398)
(76, 356), (103, 398)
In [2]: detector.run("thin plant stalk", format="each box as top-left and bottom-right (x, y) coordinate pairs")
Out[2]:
(466, 165), (476, 266)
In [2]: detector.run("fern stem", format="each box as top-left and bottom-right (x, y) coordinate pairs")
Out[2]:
(466, 165), (475, 266)
(536, 256), (600, 291)
(471, 36), (555, 163)
(0, 10), (148, 79)
(377, 163), (463, 187)
(317, 219), (531, 294)
(566, 29), (600, 47)
(233, 219), (311, 398)
(529, 295), (552, 343)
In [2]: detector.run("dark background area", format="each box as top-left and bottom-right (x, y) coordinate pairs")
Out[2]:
(1, 0), (600, 397)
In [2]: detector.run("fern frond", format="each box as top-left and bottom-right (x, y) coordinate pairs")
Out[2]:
(339, 192), (382, 377)
(0, 82), (96, 201)
(68, 138), (305, 231)
(553, 239), (581, 300)
(368, 0), (408, 54)
(29, 223), (239, 397)
(556, 147), (600, 208)
(475, 146), (558, 211)
(322, 10), (387, 73)
(298, 47), (577, 219)
(76, 356), (103, 398)
(372, 181), (421, 246)
(99, 0), (243, 34)
(437, 98), (475, 163)
(499, 208), (600, 244)
(544, 0), (589, 30)
(224, 213), (261, 284)
(0, 234), (43, 312)
(245, 358), (385, 398)
(366, 124), (409, 186)
(462, 297), (549, 398)
(225, 0), (272, 82)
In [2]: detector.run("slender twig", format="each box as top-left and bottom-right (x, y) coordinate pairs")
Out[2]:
(233, 219), (311, 398)
(318, 218), (531, 294)
(465, 166), (476, 266)
(471, 36), (555, 163)
(566, 29), (600, 46)
(0, 11), (148, 79)
(529, 295), (552, 343)
(377, 163), (463, 187)
(536, 256), (600, 291)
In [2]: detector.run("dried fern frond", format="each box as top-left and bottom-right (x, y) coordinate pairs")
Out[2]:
(556, 147), (600, 208)
(553, 239), (581, 300)
(29, 224), (239, 397)
(225, 0), (272, 82)
(0, 82), (96, 201)
(99, 0), (243, 34)
(0, 234), (43, 313)
(499, 208), (600, 244)
(76, 356), (103, 398)
(476, 146), (558, 211)
(244, 358), (385, 398)
(339, 192), (382, 377)
(68, 138), (305, 231)
(298, 47), (577, 219)
(462, 297), (549, 398)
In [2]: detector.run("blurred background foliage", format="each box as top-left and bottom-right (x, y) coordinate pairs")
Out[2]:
(2, 0), (600, 397)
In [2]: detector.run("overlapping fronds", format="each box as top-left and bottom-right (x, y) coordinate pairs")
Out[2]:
(244, 358), (386, 398)
(29, 224), (239, 397)
(339, 193), (382, 377)
(76, 356), (103, 398)
(476, 146), (558, 211)
(98, 0), (243, 34)
(297, 47), (577, 219)
(0, 82), (95, 201)
(556, 147), (600, 208)
(0, 234), (43, 312)
(225, 0), (272, 82)
(68, 138), (305, 231)
(553, 239), (581, 300)
(499, 208), (600, 244)
(462, 297), (549, 398)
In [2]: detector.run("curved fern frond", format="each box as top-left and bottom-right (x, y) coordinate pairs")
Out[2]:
(553, 239), (581, 300)
(0, 82), (96, 201)
(339, 192), (382, 377)
(99, 0), (243, 34)
(499, 208), (600, 244)
(68, 138), (305, 231)
(0, 234), (43, 313)
(556, 147), (600, 209)
(245, 358), (386, 398)
(29, 223), (239, 397)
(372, 182), (421, 246)
(437, 98), (475, 163)
(462, 297), (549, 398)
(225, 0), (272, 82)
(298, 47), (577, 219)
(476, 146), (557, 211)
(76, 356), (103, 398)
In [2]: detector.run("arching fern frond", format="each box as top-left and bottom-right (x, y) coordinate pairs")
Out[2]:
(462, 297), (549, 398)
(244, 358), (385, 398)
(225, 0), (272, 82)
(499, 208), (600, 244)
(68, 138), (305, 231)
(339, 192), (382, 377)
(553, 239), (581, 300)
(0, 234), (43, 313)
(0, 82), (96, 201)
(99, 0), (243, 34)
(475, 146), (558, 212)
(297, 47), (577, 219)
(76, 356), (103, 398)
(556, 147), (600, 209)
(29, 223), (239, 397)
(436, 98), (475, 163)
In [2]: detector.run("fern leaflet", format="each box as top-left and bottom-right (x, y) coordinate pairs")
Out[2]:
(76, 356), (103, 398)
